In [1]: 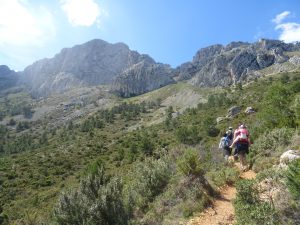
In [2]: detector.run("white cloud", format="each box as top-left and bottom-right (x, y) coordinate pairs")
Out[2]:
(271, 11), (300, 43)
(60, 0), (104, 27)
(0, 0), (56, 70)
(0, 0), (56, 47)
(276, 22), (300, 43)
(272, 11), (290, 24)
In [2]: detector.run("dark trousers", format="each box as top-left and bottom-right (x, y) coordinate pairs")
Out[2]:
(223, 146), (231, 159)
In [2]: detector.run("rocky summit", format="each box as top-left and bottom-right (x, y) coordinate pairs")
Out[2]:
(176, 39), (300, 87)
(20, 39), (173, 97)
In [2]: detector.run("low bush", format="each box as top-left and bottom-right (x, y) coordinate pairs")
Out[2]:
(127, 156), (173, 211)
(249, 128), (294, 171)
(176, 126), (202, 145)
(234, 179), (279, 225)
(177, 148), (204, 177)
(207, 165), (239, 187)
(286, 158), (300, 200)
(54, 168), (129, 225)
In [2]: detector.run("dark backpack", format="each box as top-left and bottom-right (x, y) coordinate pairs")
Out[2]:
(224, 136), (231, 147)
(220, 136), (230, 149)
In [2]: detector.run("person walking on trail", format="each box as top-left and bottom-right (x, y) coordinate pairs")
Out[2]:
(231, 125), (240, 160)
(219, 131), (232, 161)
(228, 127), (233, 139)
(230, 124), (250, 171)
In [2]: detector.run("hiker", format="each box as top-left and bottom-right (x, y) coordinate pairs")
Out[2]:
(230, 124), (250, 170)
(231, 125), (240, 160)
(227, 127), (233, 143)
(219, 131), (232, 161)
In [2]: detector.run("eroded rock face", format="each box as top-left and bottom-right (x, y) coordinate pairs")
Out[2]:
(111, 60), (175, 97)
(0, 65), (18, 91)
(178, 39), (300, 87)
(256, 52), (275, 68)
(21, 39), (158, 97)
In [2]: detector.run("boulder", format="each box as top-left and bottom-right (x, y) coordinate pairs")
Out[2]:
(227, 106), (241, 118)
(216, 117), (229, 124)
(279, 150), (300, 168)
(245, 106), (255, 114)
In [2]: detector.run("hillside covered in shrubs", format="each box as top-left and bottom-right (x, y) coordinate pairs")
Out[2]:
(0, 71), (299, 224)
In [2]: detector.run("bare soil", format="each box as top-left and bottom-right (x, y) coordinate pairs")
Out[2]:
(186, 166), (256, 225)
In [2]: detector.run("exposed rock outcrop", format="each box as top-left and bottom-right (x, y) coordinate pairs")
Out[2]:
(227, 106), (241, 118)
(177, 39), (300, 87)
(216, 117), (229, 124)
(111, 60), (175, 97)
(21, 39), (160, 97)
(279, 150), (300, 168)
(245, 106), (255, 114)
(289, 56), (300, 66)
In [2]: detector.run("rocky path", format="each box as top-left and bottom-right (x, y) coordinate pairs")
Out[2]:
(186, 166), (256, 225)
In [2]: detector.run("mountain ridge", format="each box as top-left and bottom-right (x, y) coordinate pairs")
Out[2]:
(1, 38), (300, 97)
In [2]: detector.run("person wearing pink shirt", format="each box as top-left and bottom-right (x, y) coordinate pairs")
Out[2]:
(230, 124), (250, 171)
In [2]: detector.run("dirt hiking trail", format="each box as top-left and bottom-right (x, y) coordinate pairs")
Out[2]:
(186, 165), (256, 225)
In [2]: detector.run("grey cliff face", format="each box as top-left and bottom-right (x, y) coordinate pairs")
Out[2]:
(179, 39), (300, 87)
(0, 65), (18, 91)
(112, 60), (175, 97)
(21, 39), (152, 96)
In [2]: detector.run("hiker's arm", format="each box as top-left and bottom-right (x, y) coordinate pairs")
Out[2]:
(230, 136), (238, 148)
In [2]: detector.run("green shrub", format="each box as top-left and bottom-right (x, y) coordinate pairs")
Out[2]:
(249, 128), (294, 171)
(286, 158), (300, 200)
(234, 180), (279, 225)
(128, 157), (172, 210)
(177, 148), (204, 177)
(176, 126), (201, 145)
(54, 168), (129, 225)
(257, 83), (295, 131)
(207, 165), (239, 187)
(292, 94), (300, 126)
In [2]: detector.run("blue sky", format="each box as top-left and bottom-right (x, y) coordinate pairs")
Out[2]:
(1, 0), (300, 71)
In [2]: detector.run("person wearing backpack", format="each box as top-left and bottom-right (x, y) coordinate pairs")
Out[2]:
(230, 124), (250, 171)
(219, 131), (232, 161)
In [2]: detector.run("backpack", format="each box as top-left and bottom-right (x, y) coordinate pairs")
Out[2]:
(219, 136), (230, 149)
(219, 137), (225, 149)
(224, 136), (231, 147)
(237, 128), (249, 142)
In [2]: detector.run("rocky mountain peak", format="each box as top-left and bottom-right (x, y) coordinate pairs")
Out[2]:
(20, 39), (163, 97)
(0, 65), (18, 91)
(176, 39), (300, 87)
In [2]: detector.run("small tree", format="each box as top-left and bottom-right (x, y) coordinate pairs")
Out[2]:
(177, 148), (204, 177)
